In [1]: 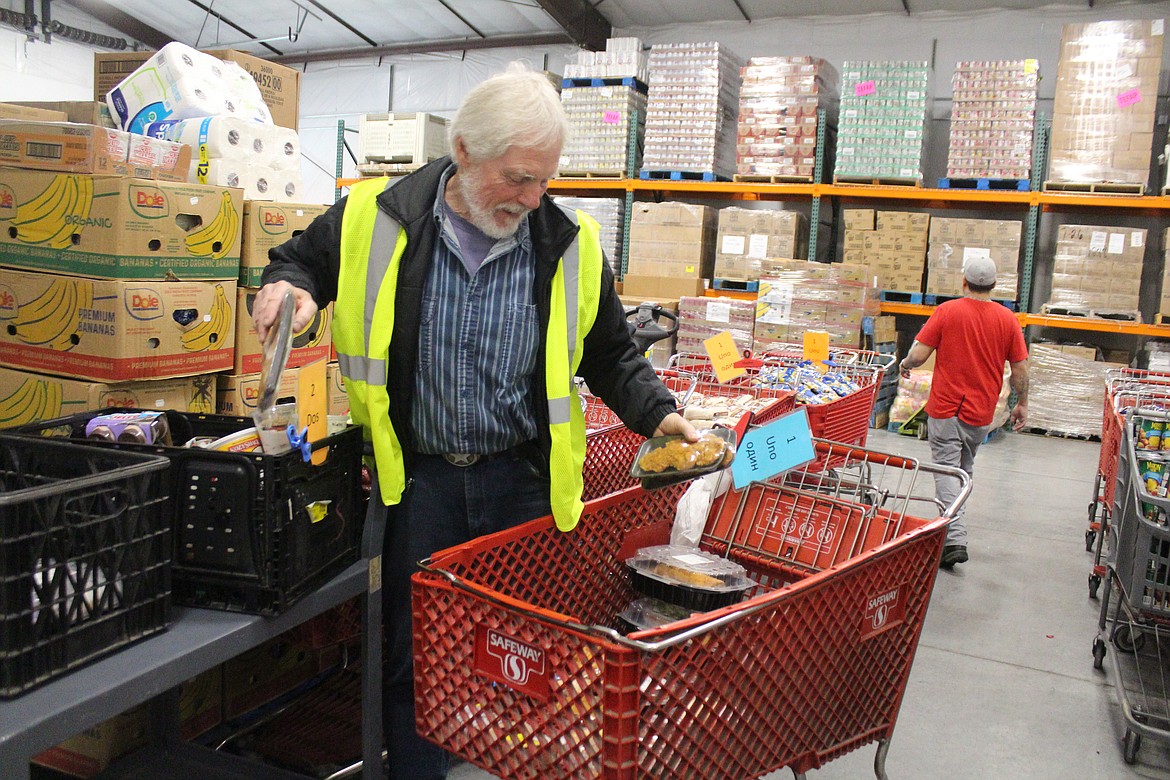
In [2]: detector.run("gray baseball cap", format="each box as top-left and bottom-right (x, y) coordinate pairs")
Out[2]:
(963, 255), (997, 287)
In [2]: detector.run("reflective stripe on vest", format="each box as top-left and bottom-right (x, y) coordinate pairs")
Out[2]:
(336, 177), (409, 505)
(546, 207), (603, 531)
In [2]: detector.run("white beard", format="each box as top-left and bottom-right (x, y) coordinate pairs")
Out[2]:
(458, 167), (530, 239)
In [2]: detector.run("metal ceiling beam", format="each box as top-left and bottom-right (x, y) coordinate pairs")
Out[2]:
(58, 0), (173, 49)
(532, 0), (610, 51)
(299, 0), (378, 47)
(270, 31), (574, 65)
(731, 0), (751, 22)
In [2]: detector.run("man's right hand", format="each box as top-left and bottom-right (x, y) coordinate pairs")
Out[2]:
(252, 281), (317, 343)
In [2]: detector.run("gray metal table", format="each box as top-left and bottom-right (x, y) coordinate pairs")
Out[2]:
(0, 551), (384, 780)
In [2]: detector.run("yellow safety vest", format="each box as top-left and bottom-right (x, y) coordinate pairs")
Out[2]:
(334, 176), (602, 531)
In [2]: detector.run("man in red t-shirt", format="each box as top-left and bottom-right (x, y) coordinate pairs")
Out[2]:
(899, 256), (1029, 569)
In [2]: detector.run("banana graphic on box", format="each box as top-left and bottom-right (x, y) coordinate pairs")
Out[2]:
(10, 175), (95, 250)
(185, 191), (239, 259)
(180, 284), (232, 351)
(11, 277), (94, 351)
(0, 377), (63, 428)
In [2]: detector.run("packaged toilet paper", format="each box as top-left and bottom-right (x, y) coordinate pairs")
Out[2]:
(144, 116), (262, 160)
(269, 126), (301, 171)
(107, 42), (272, 133)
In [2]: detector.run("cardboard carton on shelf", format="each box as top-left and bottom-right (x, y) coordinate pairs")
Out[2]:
(0, 366), (216, 424)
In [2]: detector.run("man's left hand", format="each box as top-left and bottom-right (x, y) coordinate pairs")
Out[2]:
(654, 412), (699, 442)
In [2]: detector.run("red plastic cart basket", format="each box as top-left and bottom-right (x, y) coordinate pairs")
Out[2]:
(412, 440), (968, 780)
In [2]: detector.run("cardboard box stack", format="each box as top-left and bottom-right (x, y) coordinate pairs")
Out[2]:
(558, 82), (645, 175)
(926, 218), (1022, 301)
(623, 201), (716, 299)
(841, 209), (930, 293)
(553, 196), (625, 274)
(1046, 224), (1146, 318)
(0, 120), (189, 180)
(713, 207), (806, 281)
(1048, 19), (1163, 187)
(754, 260), (875, 350)
(563, 36), (649, 82)
(1161, 227), (1170, 318)
(643, 42), (741, 178)
(736, 57), (839, 179)
(835, 61), (930, 181)
(946, 60), (1039, 181)
(1028, 343), (1125, 437)
(677, 295), (756, 357)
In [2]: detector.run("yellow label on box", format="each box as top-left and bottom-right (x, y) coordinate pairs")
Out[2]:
(704, 331), (746, 384)
(1024, 59), (1038, 74)
(297, 358), (328, 465)
(803, 330), (830, 373)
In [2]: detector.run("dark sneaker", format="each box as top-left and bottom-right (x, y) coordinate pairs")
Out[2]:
(940, 545), (968, 570)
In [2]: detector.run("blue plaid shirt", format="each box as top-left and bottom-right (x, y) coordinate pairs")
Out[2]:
(410, 164), (540, 454)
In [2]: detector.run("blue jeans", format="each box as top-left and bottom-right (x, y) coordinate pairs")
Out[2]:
(379, 450), (551, 780)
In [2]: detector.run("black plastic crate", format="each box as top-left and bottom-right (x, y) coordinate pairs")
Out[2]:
(20, 410), (364, 616)
(0, 434), (172, 698)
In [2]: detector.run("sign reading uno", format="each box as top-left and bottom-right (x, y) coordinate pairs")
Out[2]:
(473, 624), (550, 700)
(860, 584), (906, 641)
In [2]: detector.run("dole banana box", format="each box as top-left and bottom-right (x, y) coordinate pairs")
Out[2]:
(0, 268), (235, 382)
(234, 289), (332, 374)
(0, 366), (215, 428)
(240, 200), (330, 287)
(216, 365), (302, 416)
(327, 362), (349, 417)
(0, 167), (241, 279)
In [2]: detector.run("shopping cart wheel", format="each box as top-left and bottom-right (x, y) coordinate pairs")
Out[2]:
(1088, 573), (1100, 600)
(1111, 623), (1145, 654)
(1084, 527), (1096, 552)
(1123, 729), (1142, 764)
(1092, 637), (1106, 670)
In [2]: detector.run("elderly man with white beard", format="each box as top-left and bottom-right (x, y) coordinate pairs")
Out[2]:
(252, 62), (696, 779)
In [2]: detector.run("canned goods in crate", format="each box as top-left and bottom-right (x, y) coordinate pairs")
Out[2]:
(1134, 407), (1170, 451)
(1137, 453), (1170, 524)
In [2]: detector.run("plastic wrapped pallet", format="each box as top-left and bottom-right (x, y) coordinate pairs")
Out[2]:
(1028, 343), (1121, 437)
(1048, 19), (1163, 187)
(754, 260), (875, 350)
(926, 218), (1021, 301)
(563, 37), (648, 82)
(558, 84), (645, 175)
(835, 61), (930, 181)
(626, 201), (716, 279)
(713, 207), (806, 281)
(841, 209), (930, 293)
(946, 60), (1039, 181)
(677, 295), (755, 356)
(736, 57), (839, 179)
(1160, 226), (1170, 319)
(1045, 224), (1146, 318)
(643, 42), (741, 178)
(553, 196), (624, 274)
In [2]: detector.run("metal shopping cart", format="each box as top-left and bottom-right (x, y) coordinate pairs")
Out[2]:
(412, 439), (969, 780)
(1092, 417), (1170, 764)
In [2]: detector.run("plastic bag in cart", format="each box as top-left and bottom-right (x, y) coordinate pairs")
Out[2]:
(670, 470), (732, 547)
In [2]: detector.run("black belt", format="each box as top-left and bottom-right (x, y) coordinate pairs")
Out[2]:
(430, 441), (538, 468)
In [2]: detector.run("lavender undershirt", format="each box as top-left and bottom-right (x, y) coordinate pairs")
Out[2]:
(442, 199), (499, 275)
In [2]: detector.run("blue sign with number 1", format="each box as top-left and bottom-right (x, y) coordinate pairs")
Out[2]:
(731, 407), (816, 489)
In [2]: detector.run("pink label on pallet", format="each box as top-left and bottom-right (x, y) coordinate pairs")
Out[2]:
(1117, 88), (1142, 108)
(854, 80), (876, 97)
(602, 110), (621, 124)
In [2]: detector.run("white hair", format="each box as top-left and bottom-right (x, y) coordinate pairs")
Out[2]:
(449, 61), (570, 162)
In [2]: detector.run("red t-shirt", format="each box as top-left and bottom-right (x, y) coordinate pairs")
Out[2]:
(915, 298), (1028, 426)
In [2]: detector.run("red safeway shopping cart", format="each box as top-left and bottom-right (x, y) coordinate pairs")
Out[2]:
(412, 439), (969, 779)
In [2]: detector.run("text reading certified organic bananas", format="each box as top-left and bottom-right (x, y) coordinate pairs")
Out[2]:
(0, 378), (63, 428)
(11, 277), (95, 351)
(10, 175), (95, 250)
(185, 192), (239, 259)
(181, 284), (231, 351)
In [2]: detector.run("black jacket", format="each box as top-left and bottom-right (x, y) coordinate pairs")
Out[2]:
(261, 156), (677, 472)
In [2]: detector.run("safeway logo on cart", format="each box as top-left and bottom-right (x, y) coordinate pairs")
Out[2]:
(474, 624), (550, 700)
(861, 584), (906, 640)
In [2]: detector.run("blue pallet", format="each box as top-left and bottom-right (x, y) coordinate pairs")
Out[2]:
(879, 290), (925, 304)
(938, 177), (1030, 192)
(640, 169), (726, 182)
(711, 278), (760, 292)
(561, 76), (648, 92)
(923, 293), (1018, 311)
(880, 290), (1018, 311)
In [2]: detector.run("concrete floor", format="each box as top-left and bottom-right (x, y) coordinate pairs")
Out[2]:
(449, 428), (1170, 779)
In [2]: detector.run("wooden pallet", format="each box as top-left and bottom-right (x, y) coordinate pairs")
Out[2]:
(833, 175), (923, 188)
(1042, 180), (1145, 196)
(1039, 304), (1141, 322)
(356, 161), (428, 176)
(557, 170), (626, 179)
(733, 174), (815, 184)
(1156, 313), (1170, 326)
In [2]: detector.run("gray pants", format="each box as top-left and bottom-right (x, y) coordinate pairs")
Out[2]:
(927, 415), (990, 546)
